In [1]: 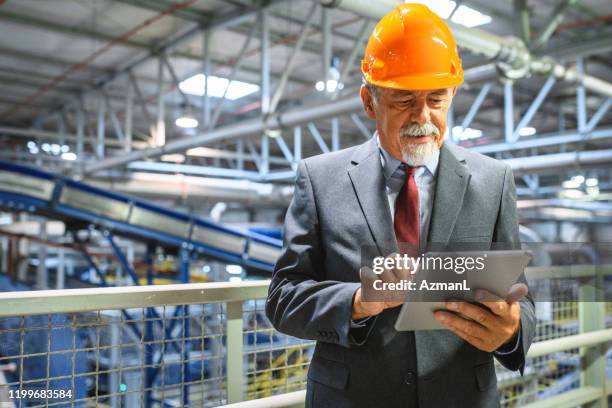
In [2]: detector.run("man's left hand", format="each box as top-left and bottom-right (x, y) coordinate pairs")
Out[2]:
(433, 289), (520, 353)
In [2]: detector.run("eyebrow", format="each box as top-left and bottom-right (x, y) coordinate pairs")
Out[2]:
(389, 89), (448, 98)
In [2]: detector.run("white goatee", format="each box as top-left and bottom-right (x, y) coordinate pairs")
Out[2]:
(399, 122), (440, 166)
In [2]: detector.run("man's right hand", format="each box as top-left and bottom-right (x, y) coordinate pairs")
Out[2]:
(352, 286), (403, 320)
(352, 254), (416, 320)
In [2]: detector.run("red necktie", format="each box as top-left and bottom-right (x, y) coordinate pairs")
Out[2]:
(394, 165), (420, 256)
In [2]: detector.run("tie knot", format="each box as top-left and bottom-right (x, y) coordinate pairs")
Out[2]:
(403, 164), (416, 177)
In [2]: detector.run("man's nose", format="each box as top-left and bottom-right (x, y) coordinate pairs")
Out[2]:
(410, 100), (431, 125)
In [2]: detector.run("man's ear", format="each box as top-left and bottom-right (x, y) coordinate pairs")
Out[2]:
(360, 85), (377, 120)
(451, 86), (457, 97)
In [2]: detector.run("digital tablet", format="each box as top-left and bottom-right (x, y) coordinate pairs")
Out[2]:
(394, 250), (531, 331)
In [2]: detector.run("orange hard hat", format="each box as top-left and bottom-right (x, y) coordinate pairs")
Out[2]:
(361, 3), (464, 91)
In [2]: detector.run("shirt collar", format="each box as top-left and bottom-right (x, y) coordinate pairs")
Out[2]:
(376, 132), (440, 180)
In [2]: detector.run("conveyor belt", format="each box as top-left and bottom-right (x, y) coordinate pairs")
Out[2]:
(0, 160), (282, 271)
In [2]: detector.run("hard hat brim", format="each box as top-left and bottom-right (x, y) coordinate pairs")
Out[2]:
(365, 73), (464, 91)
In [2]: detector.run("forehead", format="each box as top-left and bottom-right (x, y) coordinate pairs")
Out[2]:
(383, 88), (450, 97)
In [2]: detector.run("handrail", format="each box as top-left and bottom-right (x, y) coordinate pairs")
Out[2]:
(0, 280), (271, 317)
(527, 328), (612, 358)
(0, 263), (610, 317)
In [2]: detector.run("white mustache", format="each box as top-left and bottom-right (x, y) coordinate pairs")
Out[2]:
(400, 122), (440, 137)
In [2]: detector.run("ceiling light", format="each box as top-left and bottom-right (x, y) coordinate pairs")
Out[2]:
(315, 81), (325, 92)
(585, 178), (598, 187)
(571, 175), (585, 184)
(562, 179), (581, 189)
(265, 128), (281, 138)
(326, 80), (338, 93)
(518, 127), (536, 136)
(175, 116), (199, 129)
(61, 152), (77, 161)
(179, 74), (259, 100)
(61, 145), (70, 153)
(225, 264), (242, 275)
(41, 143), (51, 153)
(452, 126), (482, 140)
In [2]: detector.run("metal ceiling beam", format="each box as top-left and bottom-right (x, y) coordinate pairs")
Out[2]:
(471, 127), (612, 154)
(506, 149), (612, 174)
(0, 125), (144, 148)
(116, 0), (363, 44)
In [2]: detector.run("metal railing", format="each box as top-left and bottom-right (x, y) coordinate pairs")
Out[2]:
(0, 281), (312, 407)
(0, 266), (610, 407)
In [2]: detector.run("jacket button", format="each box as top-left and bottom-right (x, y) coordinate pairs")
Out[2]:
(404, 371), (415, 385)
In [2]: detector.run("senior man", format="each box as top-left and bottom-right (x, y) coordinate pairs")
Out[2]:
(266, 4), (535, 407)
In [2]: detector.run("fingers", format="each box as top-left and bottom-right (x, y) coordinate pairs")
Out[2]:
(434, 310), (487, 342)
(475, 289), (510, 317)
(445, 301), (496, 327)
(360, 266), (378, 286)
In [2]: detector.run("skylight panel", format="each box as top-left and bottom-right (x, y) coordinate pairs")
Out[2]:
(179, 74), (260, 101)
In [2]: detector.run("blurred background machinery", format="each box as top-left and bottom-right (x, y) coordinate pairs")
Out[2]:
(0, 0), (611, 407)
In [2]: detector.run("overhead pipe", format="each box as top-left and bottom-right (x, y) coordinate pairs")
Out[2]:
(320, 0), (612, 97)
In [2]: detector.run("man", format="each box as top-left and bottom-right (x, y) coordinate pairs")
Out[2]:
(266, 4), (535, 407)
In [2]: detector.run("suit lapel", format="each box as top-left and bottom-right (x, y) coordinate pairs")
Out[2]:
(427, 143), (471, 246)
(347, 138), (398, 256)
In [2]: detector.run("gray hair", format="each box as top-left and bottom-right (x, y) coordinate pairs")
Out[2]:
(362, 76), (380, 104)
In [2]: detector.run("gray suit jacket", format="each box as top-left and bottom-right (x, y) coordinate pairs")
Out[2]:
(266, 137), (536, 408)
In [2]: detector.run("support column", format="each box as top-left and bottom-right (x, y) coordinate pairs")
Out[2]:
(226, 301), (244, 403)
(76, 100), (84, 159)
(97, 94), (106, 159)
(576, 58), (587, 134)
(156, 56), (166, 146)
(260, 9), (270, 116)
(36, 220), (47, 290)
(504, 80), (514, 143)
(125, 77), (133, 153)
(202, 31), (211, 130)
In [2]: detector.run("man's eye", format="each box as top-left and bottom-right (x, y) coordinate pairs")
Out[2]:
(430, 99), (442, 103)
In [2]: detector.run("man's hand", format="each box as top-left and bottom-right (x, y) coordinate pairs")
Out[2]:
(352, 286), (402, 320)
(352, 254), (415, 320)
(433, 289), (521, 352)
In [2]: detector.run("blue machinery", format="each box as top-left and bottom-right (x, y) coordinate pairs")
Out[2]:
(0, 159), (283, 406)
